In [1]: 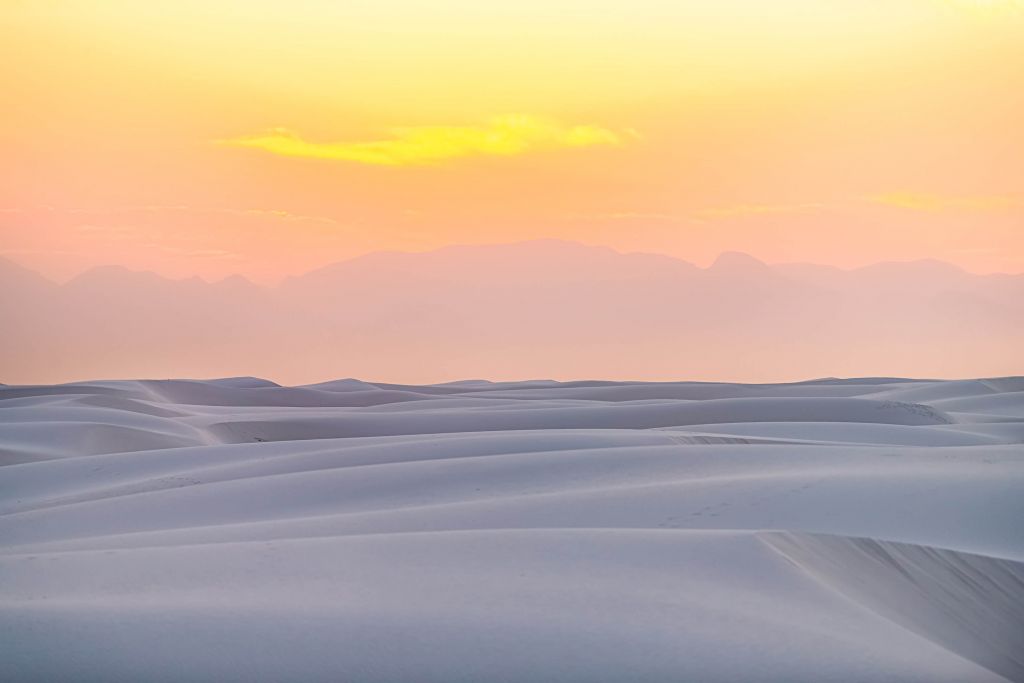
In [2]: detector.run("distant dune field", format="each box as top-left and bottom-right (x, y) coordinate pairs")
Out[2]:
(2, 375), (1023, 682)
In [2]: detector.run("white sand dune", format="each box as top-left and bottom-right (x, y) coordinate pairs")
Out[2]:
(2, 376), (1023, 682)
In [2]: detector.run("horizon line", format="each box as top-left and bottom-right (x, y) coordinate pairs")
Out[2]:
(4, 238), (1023, 286)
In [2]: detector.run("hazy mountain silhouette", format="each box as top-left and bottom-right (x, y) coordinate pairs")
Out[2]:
(2, 243), (1021, 384)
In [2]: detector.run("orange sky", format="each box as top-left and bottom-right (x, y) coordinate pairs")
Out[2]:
(2, 0), (1023, 284)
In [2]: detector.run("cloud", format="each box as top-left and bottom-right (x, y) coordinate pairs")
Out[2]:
(870, 192), (1024, 212)
(217, 115), (632, 166)
(140, 244), (242, 260)
(693, 203), (827, 220)
(564, 211), (691, 223)
(5, 205), (341, 227)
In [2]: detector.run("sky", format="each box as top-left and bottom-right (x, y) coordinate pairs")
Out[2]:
(2, 0), (1023, 284)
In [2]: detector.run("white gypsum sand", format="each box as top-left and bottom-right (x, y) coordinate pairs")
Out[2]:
(1, 376), (1023, 682)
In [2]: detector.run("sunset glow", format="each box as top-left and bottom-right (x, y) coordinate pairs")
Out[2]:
(2, 0), (1023, 283)
(5, 5), (1023, 675)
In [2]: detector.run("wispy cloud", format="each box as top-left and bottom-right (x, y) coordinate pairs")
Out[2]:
(690, 193), (1024, 220)
(564, 211), (692, 223)
(4, 205), (342, 227)
(217, 115), (633, 166)
(870, 192), (1024, 212)
(140, 244), (242, 260)
(693, 203), (827, 220)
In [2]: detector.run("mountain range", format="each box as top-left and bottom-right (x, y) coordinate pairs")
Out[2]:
(3, 240), (1021, 384)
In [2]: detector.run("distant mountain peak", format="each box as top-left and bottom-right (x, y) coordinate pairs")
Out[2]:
(213, 274), (258, 289)
(709, 251), (770, 271)
(0, 255), (57, 289)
